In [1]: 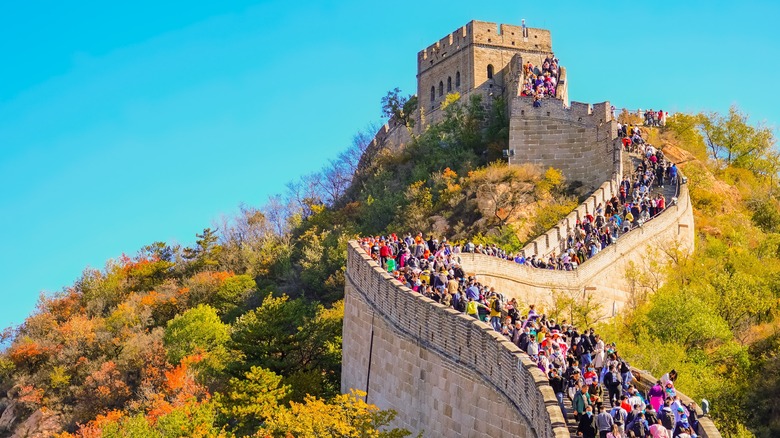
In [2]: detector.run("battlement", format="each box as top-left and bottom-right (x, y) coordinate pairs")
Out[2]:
(417, 20), (552, 74)
(511, 97), (614, 126)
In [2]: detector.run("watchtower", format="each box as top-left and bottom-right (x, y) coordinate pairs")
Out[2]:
(417, 20), (563, 125)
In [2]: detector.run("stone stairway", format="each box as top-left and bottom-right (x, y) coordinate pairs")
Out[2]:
(559, 382), (614, 438)
(623, 149), (680, 208)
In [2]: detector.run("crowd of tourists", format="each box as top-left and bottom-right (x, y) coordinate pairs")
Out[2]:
(643, 109), (668, 127)
(360, 138), (677, 275)
(542, 323), (700, 438)
(359, 233), (701, 437)
(520, 55), (561, 105)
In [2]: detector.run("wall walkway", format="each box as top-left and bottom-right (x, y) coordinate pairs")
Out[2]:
(342, 241), (570, 438)
(458, 182), (694, 316)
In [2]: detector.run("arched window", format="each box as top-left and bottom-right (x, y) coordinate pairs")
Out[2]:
(439, 81), (444, 96)
(455, 71), (461, 88)
(447, 77), (452, 92)
(430, 86), (435, 102)
(487, 64), (494, 79)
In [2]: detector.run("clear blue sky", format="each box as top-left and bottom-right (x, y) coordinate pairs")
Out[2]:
(1, 0), (778, 330)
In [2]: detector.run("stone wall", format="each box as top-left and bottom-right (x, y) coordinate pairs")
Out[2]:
(457, 183), (695, 317)
(509, 97), (618, 192)
(356, 117), (412, 174)
(521, 157), (621, 260)
(342, 241), (570, 438)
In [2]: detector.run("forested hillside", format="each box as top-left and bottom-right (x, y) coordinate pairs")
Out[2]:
(599, 107), (780, 438)
(1, 91), (778, 437)
(0, 92), (568, 437)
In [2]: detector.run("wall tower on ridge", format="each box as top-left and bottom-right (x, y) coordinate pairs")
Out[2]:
(417, 20), (565, 125)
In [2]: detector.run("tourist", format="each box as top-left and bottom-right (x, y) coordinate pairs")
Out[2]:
(606, 423), (624, 438)
(596, 404), (615, 438)
(573, 384), (592, 421)
(577, 405), (598, 438)
(549, 368), (568, 418)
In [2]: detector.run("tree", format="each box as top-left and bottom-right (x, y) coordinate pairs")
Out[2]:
(75, 361), (131, 422)
(640, 288), (732, 350)
(381, 88), (417, 128)
(707, 271), (774, 340)
(230, 295), (343, 400)
(214, 366), (289, 436)
(258, 390), (412, 438)
(163, 305), (230, 377)
(700, 106), (777, 175)
(399, 180), (433, 232)
(549, 289), (605, 329)
(213, 274), (256, 320)
(182, 228), (222, 272)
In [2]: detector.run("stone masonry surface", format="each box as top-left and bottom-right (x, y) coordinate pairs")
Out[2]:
(509, 97), (618, 193)
(342, 241), (570, 438)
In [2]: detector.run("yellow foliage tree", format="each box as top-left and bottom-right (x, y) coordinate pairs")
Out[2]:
(258, 389), (412, 438)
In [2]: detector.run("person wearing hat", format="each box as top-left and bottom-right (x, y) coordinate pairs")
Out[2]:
(672, 414), (693, 438)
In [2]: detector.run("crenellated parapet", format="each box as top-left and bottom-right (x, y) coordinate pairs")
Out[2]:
(417, 21), (553, 75)
(342, 241), (571, 438)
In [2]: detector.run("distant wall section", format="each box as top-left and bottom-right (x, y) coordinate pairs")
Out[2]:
(458, 183), (695, 317)
(356, 117), (412, 174)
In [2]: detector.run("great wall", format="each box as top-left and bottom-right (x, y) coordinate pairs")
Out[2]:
(342, 20), (719, 438)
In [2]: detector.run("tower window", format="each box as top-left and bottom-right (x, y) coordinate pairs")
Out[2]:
(430, 86), (435, 102)
(447, 77), (452, 92)
(455, 71), (461, 88)
(439, 81), (444, 96)
(487, 64), (494, 79)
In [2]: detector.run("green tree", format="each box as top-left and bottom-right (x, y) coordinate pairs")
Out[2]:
(700, 106), (777, 175)
(183, 228), (222, 272)
(163, 305), (230, 377)
(214, 366), (290, 436)
(638, 288), (732, 350)
(213, 274), (256, 320)
(399, 180), (433, 232)
(381, 87), (418, 128)
(230, 295), (342, 400)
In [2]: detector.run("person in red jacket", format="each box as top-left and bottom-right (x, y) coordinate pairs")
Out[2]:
(379, 241), (393, 269)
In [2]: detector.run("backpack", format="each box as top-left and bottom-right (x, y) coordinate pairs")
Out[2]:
(603, 372), (613, 387)
(612, 408), (626, 425)
(491, 299), (501, 312)
(632, 420), (647, 437)
(620, 360), (630, 374)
